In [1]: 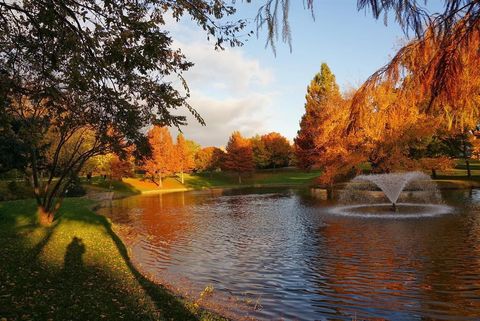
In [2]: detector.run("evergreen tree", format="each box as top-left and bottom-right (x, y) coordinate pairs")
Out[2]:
(294, 63), (343, 170)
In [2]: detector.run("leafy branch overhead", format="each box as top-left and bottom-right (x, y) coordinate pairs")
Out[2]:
(0, 0), (247, 221)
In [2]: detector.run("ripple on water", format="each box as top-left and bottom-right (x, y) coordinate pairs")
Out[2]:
(329, 203), (454, 219)
(99, 189), (480, 321)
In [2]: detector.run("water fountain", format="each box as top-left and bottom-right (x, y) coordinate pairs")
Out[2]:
(331, 171), (453, 218)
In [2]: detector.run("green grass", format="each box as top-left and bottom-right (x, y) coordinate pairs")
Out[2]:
(0, 180), (33, 201)
(184, 169), (321, 189)
(0, 198), (226, 321)
(82, 177), (141, 197)
(437, 159), (480, 177)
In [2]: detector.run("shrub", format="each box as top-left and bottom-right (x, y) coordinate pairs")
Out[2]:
(64, 176), (86, 197)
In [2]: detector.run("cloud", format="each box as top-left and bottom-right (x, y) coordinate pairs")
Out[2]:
(164, 22), (276, 146)
(179, 41), (273, 94)
(174, 91), (273, 147)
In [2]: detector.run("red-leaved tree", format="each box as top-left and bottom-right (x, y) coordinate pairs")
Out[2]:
(223, 131), (254, 184)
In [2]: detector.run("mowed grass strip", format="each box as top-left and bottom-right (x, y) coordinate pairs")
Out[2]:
(184, 169), (322, 189)
(0, 198), (226, 321)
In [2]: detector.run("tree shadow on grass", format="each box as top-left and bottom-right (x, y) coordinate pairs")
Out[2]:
(100, 216), (200, 320)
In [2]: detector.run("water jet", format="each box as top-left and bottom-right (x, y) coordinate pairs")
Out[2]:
(391, 203), (397, 212)
(332, 171), (452, 218)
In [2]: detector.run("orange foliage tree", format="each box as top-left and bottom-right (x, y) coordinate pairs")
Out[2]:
(261, 132), (292, 168)
(250, 135), (269, 169)
(295, 63), (346, 171)
(294, 63), (362, 191)
(174, 134), (196, 184)
(351, 18), (480, 139)
(195, 147), (225, 173)
(223, 131), (254, 183)
(110, 154), (135, 181)
(143, 126), (175, 187)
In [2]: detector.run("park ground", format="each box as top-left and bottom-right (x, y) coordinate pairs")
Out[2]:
(3, 163), (480, 201)
(1, 162), (480, 320)
(81, 168), (324, 198)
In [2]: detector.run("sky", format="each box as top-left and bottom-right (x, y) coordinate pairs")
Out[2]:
(167, 0), (409, 147)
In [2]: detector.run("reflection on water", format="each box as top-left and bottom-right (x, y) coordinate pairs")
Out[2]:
(99, 188), (480, 320)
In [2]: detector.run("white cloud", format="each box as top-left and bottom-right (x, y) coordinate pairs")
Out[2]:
(174, 91), (273, 147)
(164, 22), (276, 146)
(179, 41), (273, 94)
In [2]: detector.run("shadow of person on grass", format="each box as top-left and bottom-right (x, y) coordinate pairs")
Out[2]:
(64, 236), (86, 273)
(52, 209), (201, 320)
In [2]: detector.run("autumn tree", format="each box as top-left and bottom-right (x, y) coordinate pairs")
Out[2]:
(0, 0), (247, 224)
(294, 65), (365, 197)
(86, 154), (115, 178)
(262, 132), (292, 168)
(195, 147), (225, 173)
(223, 132), (254, 184)
(110, 155), (135, 181)
(250, 135), (269, 169)
(143, 126), (175, 188)
(83, 151), (134, 181)
(186, 140), (201, 161)
(350, 14), (480, 138)
(295, 63), (345, 170)
(174, 134), (196, 184)
(258, 1), (480, 131)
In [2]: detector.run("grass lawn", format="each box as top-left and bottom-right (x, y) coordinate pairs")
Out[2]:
(184, 169), (322, 189)
(83, 176), (188, 197)
(434, 159), (480, 188)
(82, 169), (322, 196)
(0, 198), (225, 321)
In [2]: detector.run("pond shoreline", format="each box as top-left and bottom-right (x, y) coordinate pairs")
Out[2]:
(94, 200), (237, 320)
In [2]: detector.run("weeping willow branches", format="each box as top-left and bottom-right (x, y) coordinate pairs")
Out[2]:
(256, 1), (480, 52)
(251, 0), (314, 54)
(350, 14), (480, 132)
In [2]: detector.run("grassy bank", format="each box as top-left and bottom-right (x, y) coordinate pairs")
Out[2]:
(0, 199), (226, 321)
(82, 169), (322, 197)
(433, 160), (480, 189)
(183, 169), (322, 189)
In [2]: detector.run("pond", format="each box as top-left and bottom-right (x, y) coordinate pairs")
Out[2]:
(98, 188), (480, 320)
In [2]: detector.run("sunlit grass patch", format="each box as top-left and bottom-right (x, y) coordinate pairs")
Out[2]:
(184, 169), (321, 189)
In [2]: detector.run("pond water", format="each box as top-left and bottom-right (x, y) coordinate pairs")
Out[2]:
(98, 188), (480, 320)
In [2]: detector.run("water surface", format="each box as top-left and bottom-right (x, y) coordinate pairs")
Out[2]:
(99, 188), (480, 320)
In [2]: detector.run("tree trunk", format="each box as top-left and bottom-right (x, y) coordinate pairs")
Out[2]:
(238, 174), (242, 184)
(37, 206), (54, 226)
(158, 173), (163, 188)
(326, 185), (334, 200)
(431, 168), (437, 179)
(181, 171), (184, 184)
(466, 160), (472, 178)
